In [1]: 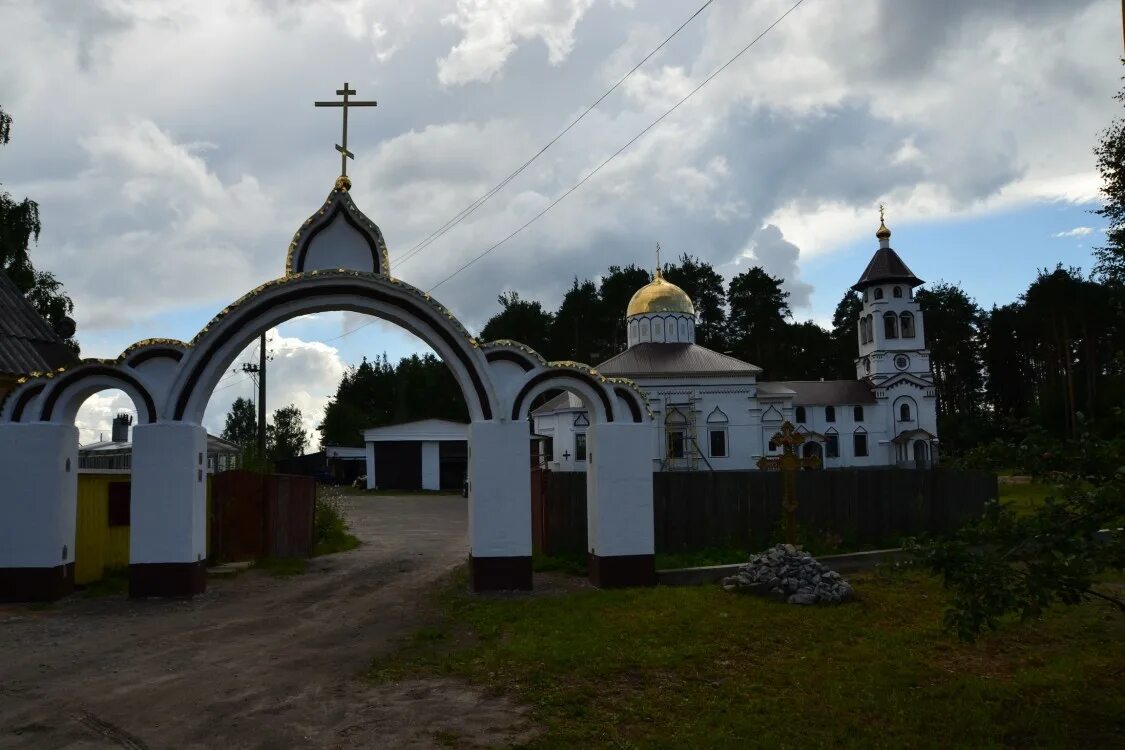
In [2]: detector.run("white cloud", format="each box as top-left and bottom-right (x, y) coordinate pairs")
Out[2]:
(738, 224), (814, 310)
(1054, 226), (1094, 238)
(75, 390), (137, 445)
(0, 0), (1117, 358)
(202, 328), (349, 449)
(438, 0), (595, 85)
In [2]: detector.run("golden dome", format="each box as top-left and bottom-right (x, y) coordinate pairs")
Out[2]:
(876, 203), (891, 240)
(626, 271), (695, 317)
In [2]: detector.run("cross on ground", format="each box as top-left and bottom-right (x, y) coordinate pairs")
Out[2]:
(314, 82), (377, 178)
(757, 421), (821, 546)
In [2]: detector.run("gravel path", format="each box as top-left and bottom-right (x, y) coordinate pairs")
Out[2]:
(0, 493), (533, 749)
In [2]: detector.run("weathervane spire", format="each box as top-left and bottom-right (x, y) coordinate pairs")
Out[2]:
(314, 82), (377, 189)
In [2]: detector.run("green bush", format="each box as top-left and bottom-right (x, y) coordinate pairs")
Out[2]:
(314, 486), (360, 556)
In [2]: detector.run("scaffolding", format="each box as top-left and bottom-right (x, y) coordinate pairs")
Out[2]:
(660, 397), (713, 472)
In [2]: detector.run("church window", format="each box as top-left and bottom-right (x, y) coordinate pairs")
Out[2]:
(667, 430), (686, 459)
(709, 429), (728, 458)
(825, 434), (839, 458)
(795, 406), (806, 423)
(575, 433), (587, 461)
(768, 439), (777, 452)
(854, 406), (864, 422)
(853, 432), (869, 457)
(899, 404), (912, 422)
(863, 290), (868, 302)
(867, 315), (874, 342)
(874, 288), (884, 300)
(900, 312), (915, 338)
(893, 286), (902, 298)
(860, 318), (868, 345)
(825, 406), (836, 422)
(884, 312), (899, 339)
(544, 436), (554, 462)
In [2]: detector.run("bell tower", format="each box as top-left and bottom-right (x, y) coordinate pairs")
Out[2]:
(852, 209), (932, 383)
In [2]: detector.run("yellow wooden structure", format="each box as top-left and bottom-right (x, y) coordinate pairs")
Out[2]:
(75, 473), (214, 585)
(75, 473), (132, 584)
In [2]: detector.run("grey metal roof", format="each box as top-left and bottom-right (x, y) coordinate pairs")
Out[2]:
(531, 391), (583, 416)
(0, 271), (79, 376)
(596, 343), (761, 378)
(758, 380), (876, 405)
(851, 247), (923, 290)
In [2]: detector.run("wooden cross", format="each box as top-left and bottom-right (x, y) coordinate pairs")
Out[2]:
(314, 82), (377, 178)
(756, 421), (821, 546)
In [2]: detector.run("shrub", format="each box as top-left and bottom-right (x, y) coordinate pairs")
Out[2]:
(314, 485), (360, 556)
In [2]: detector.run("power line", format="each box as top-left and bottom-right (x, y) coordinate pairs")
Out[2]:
(394, 0), (718, 270)
(427, 0), (807, 292)
(318, 0), (805, 344)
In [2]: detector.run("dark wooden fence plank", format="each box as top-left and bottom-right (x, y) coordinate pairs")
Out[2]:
(538, 468), (994, 556)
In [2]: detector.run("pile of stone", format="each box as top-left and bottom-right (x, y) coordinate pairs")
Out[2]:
(722, 544), (853, 605)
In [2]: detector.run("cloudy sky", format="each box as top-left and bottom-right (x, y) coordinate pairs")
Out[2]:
(1, 0), (1118, 444)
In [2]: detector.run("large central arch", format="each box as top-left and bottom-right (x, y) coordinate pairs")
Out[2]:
(0, 178), (656, 601)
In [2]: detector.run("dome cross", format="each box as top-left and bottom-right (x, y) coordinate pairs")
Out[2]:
(315, 82), (378, 180)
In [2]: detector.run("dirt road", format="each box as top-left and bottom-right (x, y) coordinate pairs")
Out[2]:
(0, 494), (532, 749)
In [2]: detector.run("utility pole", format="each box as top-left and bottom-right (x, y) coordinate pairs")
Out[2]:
(257, 332), (267, 457)
(237, 332), (270, 458)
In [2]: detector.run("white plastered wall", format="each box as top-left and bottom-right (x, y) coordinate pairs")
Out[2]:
(130, 422), (208, 565)
(0, 423), (79, 568)
(468, 420), (531, 558)
(586, 422), (654, 558)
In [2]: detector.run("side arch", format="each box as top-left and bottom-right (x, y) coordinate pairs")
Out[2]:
(510, 367), (614, 424)
(14, 364), (159, 425)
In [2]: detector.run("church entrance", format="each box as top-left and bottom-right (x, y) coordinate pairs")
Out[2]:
(801, 441), (822, 462)
(913, 440), (930, 469)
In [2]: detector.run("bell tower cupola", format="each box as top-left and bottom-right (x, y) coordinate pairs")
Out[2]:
(852, 207), (932, 383)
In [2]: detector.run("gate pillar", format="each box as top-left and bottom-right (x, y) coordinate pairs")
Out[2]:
(468, 419), (532, 591)
(0, 423), (79, 601)
(587, 422), (656, 588)
(129, 422), (208, 597)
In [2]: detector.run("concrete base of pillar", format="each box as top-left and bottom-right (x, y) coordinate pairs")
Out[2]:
(469, 555), (532, 592)
(129, 561), (207, 598)
(0, 563), (75, 602)
(589, 553), (656, 589)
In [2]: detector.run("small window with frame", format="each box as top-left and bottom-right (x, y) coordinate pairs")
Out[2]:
(575, 433), (587, 461)
(709, 429), (728, 458)
(825, 434), (840, 458)
(667, 430), (686, 459)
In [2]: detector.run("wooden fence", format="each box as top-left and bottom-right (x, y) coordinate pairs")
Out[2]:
(533, 469), (997, 557)
(211, 470), (316, 561)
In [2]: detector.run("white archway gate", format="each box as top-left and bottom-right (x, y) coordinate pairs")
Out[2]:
(0, 179), (656, 600)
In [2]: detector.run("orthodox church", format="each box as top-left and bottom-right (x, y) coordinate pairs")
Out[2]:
(532, 216), (939, 471)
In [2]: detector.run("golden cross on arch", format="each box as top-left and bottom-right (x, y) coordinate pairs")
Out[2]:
(315, 82), (377, 178)
(879, 202), (886, 224)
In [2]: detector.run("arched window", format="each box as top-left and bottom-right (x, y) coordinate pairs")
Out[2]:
(900, 403), (911, 422)
(825, 405), (836, 422)
(900, 312), (915, 338)
(865, 315), (874, 342)
(795, 406), (806, 423)
(884, 312), (898, 339)
(860, 318), (868, 345)
(893, 286), (902, 298)
(863, 290), (868, 302)
(873, 288), (884, 300)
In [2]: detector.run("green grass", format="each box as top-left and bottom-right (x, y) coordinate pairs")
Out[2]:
(998, 480), (1057, 516)
(78, 568), (129, 598)
(253, 556), (308, 577)
(532, 551), (588, 576)
(370, 570), (1125, 748)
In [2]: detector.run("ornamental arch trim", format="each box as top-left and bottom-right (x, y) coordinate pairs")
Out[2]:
(167, 272), (497, 425)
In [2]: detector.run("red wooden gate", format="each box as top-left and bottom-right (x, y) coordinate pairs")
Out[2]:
(211, 470), (316, 561)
